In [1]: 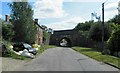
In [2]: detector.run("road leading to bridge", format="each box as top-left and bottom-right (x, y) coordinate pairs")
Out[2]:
(16, 47), (118, 71)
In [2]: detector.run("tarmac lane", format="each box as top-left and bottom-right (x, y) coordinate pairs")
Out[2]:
(14, 47), (119, 71)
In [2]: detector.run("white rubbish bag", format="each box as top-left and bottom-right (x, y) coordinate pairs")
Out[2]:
(21, 49), (35, 58)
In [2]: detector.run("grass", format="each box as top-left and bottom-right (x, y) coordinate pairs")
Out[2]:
(10, 51), (31, 60)
(37, 45), (56, 54)
(72, 47), (120, 68)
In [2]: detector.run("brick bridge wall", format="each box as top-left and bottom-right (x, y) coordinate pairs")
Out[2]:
(49, 30), (79, 46)
(49, 30), (96, 48)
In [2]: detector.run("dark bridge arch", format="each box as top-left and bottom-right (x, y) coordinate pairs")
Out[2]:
(59, 37), (71, 47)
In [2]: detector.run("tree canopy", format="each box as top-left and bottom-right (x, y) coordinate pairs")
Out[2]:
(89, 22), (112, 41)
(9, 1), (37, 44)
(108, 14), (120, 24)
(74, 21), (94, 31)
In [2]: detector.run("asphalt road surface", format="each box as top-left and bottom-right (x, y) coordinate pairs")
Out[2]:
(15, 47), (119, 71)
(0, 57), (2, 72)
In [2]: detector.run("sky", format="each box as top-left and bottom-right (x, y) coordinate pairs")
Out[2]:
(0, 0), (120, 30)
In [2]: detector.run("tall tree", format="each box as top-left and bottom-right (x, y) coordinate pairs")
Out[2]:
(9, 1), (37, 44)
(74, 21), (93, 31)
(89, 22), (112, 41)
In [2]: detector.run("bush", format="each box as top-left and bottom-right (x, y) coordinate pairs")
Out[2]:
(2, 40), (14, 57)
(2, 44), (12, 57)
(2, 23), (15, 41)
(108, 14), (120, 24)
(43, 30), (50, 44)
(74, 21), (93, 31)
(107, 25), (120, 54)
(89, 22), (112, 41)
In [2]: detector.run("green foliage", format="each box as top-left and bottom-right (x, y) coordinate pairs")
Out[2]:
(107, 25), (120, 53)
(2, 47), (12, 57)
(43, 30), (48, 39)
(10, 51), (30, 60)
(2, 22), (15, 41)
(9, 2), (37, 44)
(73, 47), (120, 68)
(43, 30), (50, 44)
(74, 21), (93, 31)
(78, 31), (89, 38)
(108, 14), (120, 24)
(37, 45), (56, 54)
(2, 40), (13, 57)
(0, 19), (3, 39)
(74, 21), (94, 38)
(41, 25), (51, 44)
(89, 22), (112, 41)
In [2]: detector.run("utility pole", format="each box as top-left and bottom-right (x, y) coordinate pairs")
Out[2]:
(102, 3), (105, 54)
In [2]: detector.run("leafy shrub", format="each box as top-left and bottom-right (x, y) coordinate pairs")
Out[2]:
(74, 21), (93, 31)
(78, 31), (89, 38)
(108, 14), (120, 24)
(107, 25), (120, 54)
(2, 23), (15, 41)
(2, 40), (15, 57)
(2, 44), (12, 57)
(89, 22), (112, 41)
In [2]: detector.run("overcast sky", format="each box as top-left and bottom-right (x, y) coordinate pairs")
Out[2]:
(0, 0), (120, 30)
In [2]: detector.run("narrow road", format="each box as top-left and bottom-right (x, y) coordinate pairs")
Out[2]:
(16, 47), (118, 71)
(0, 57), (2, 73)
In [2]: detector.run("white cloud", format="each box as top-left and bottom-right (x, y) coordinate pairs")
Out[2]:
(33, 0), (68, 19)
(97, 2), (118, 21)
(104, 2), (118, 21)
(105, 2), (118, 10)
(104, 10), (118, 20)
(44, 16), (85, 30)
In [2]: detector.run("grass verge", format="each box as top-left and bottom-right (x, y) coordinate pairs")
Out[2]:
(10, 51), (32, 60)
(37, 45), (56, 54)
(72, 47), (120, 68)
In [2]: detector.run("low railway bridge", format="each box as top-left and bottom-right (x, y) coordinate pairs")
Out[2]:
(49, 30), (95, 47)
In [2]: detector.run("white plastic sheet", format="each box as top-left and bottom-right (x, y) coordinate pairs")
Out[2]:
(21, 49), (35, 58)
(13, 49), (35, 58)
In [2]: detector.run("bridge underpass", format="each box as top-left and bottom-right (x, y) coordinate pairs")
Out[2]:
(49, 30), (96, 48)
(49, 30), (78, 47)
